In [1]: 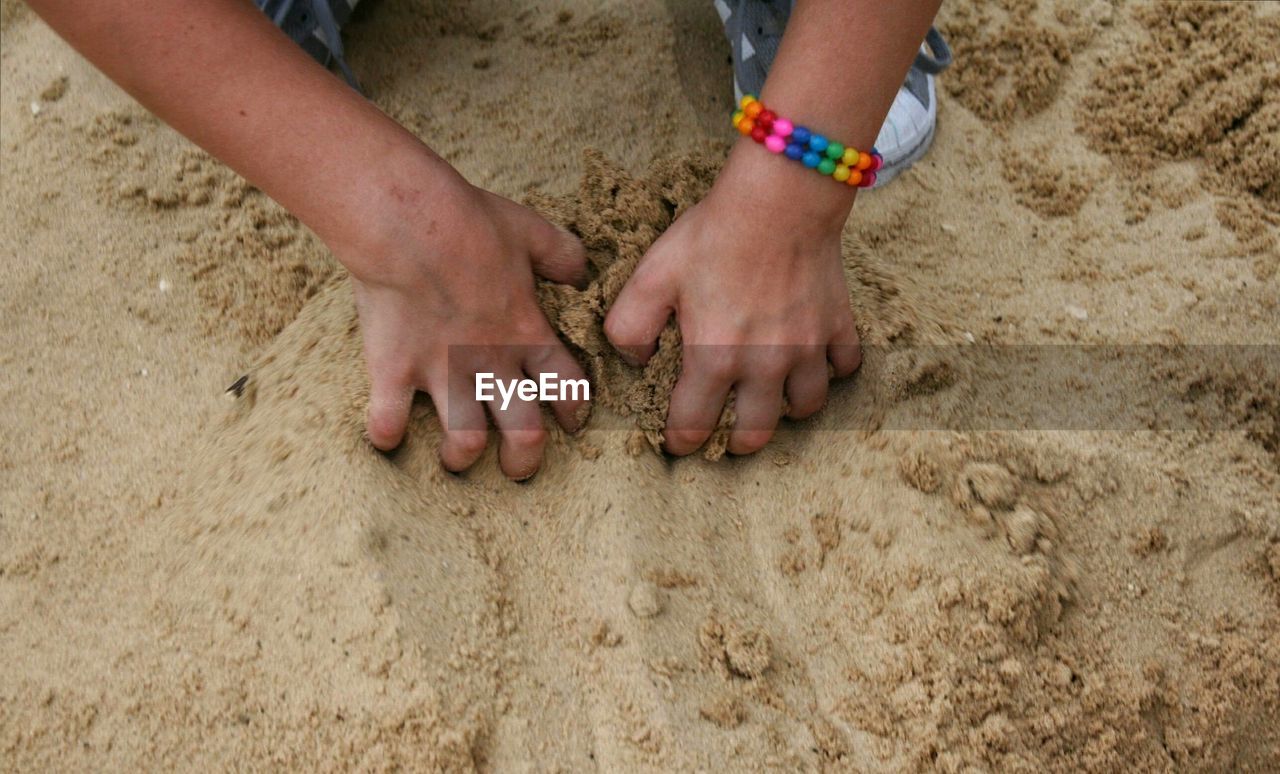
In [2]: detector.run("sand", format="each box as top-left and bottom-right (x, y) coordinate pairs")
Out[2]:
(2, 0), (1278, 770)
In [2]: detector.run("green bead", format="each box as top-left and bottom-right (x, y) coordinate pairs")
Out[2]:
(817, 158), (836, 175)
(825, 142), (844, 160)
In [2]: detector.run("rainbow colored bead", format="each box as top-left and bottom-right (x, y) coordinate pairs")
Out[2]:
(732, 95), (882, 189)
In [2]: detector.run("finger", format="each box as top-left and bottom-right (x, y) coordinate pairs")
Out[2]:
(366, 368), (415, 451)
(828, 321), (863, 378)
(785, 351), (830, 419)
(727, 377), (785, 456)
(603, 265), (673, 367)
(663, 348), (734, 456)
(519, 209), (588, 288)
(522, 341), (591, 434)
(425, 371), (489, 473)
(482, 366), (549, 481)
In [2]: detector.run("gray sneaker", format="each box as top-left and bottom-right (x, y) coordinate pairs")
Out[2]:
(717, 0), (951, 188)
(256, 0), (361, 90)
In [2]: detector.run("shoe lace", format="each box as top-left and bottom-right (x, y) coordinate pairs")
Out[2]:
(914, 27), (952, 75)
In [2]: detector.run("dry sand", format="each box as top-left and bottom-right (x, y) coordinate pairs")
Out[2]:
(2, 0), (1279, 770)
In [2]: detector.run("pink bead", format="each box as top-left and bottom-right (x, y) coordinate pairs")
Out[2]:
(870, 154), (883, 171)
(771, 118), (793, 138)
(858, 170), (877, 188)
(764, 134), (787, 154)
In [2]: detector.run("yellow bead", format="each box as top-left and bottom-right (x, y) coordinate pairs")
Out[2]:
(744, 101), (763, 119)
(732, 110), (744, 127)
(833, 164), (851, 182)
(740, 94), (757, 110)
(841, 147), (859, 166)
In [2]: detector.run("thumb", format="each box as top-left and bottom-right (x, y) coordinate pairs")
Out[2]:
(520, 212), (588, 289)
(604, 266), (673, 367)
(366, 369), (415, 451)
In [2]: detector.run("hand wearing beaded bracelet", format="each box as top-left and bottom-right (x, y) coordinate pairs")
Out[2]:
(732, 95), (882, 189)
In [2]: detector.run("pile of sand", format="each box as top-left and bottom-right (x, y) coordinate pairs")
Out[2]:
(3, 0), (1278, 770)
(1080, 2), (1280, 257)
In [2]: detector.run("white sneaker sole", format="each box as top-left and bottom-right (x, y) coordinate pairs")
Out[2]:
(871, 119), (935, 189)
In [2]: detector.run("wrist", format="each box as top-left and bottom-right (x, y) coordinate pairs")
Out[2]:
(711, 138), (857, 238)
(319, 143), (469, 282)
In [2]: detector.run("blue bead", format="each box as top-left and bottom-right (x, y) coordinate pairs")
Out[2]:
(809, 134), (829, 152)
(801, 151), (821, 169)
(784, 143), (805, 161)
(791, 126), (811, 145)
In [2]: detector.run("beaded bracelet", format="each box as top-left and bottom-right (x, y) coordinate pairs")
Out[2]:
(731, 95), (882, 188)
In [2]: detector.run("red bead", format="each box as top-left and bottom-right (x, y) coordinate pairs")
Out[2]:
(750, 125), (768, 143)
(756, 109), (776, 131)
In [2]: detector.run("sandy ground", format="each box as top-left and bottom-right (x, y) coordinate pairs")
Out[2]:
(2, 0), (1279, 770)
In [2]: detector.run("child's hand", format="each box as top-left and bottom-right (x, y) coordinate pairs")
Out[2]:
(338, 169), (589, 480)
(604, 145), (862, 456)
(27, 0), (593, 480)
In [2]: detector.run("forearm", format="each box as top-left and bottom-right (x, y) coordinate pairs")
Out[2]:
(26, 0), (450, 262)
(764, 0), (941, 154)
(720, 0), (942, 227)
